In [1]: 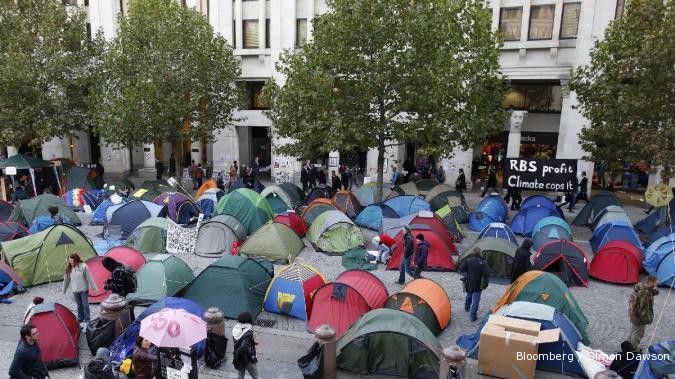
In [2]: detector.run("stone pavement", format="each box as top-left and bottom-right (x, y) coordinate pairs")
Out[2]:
(1, 182), (673, 378)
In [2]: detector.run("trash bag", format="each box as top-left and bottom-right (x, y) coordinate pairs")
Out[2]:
(204, 332), (228, 369)
(297, 341), (323, 379)
(83, 359), (117, 379)
(86, 318), (116, 355)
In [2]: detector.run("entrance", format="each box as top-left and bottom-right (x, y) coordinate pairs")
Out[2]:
(89, 131), (101, 164)
(251, 127), (271, 181)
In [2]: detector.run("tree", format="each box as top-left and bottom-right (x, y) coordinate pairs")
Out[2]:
(263, 0), (506, 198)
(570, 0), (674, 178)
(0, 0), (102, 151)
(89, 0), (240, 170)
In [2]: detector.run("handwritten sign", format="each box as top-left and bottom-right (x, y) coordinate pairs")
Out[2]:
(503, 159), (577, 191)
(165, 214), (203, 255)
(166, 367), (188, 379)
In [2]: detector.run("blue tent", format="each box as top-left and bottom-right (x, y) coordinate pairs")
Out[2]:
(533, 216), (572, 236)
(109, 297), (205, 365)
(511, 206), (563, 236)
(590, 220), (642, 253)
(28, 215), (72, 234)
(637, 200), (674, 235)
(520, 195), (564, 218)
(355, 186), (378, 207)
(533, 225), (573, 251)
(643, 234), (675, 287)
(634, 340), (675, 379)
(91, 197), (129, 225)
(649, 224), (675, 244)
(0, 261), (24, 298)
(383, 195), (431, 217)
(196, 188), (224, 218)
(106, 200), (166, 238)
(456, 301), (585, 376)
(469, 195), (508, 232)
(477, 223), (517, 245)
(591, 205), (631, 231)
(354, 204), (398, 230)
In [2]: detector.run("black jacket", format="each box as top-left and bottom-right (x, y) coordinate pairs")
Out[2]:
(414, 240), (430, 267)
(317, 169), (327, 185)
(9, 341), (48, 379)
(511, 240), (534, 282)
(578, 177), (588, 193)
(331, 176), (341, 193)
(456, 173), (467, 191)
(459, 256), (490, 293)
(608, 342), (639, 379)
(486, 171), (497, 188)
(301, 166), (311, 182)
(403, 232), (414, 258)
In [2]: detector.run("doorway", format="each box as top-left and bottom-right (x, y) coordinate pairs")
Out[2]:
(251, 127), (271, 181)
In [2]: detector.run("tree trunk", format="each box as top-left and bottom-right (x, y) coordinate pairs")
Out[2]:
(376, 138), (385, 203)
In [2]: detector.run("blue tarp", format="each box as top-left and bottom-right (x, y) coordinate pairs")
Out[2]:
(354, 204), (398, 230)
(383, 195), (431, 217)
(511, 206), (563, 236)
(643, 234), (675, 287)
(520, 195), (564, 218)
(106, 200), (165, 238)
(590, 220), (642, 253)
(469, 196), (508, 231)
(477, 223), (517, 244)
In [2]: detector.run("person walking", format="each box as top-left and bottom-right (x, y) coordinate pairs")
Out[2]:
(480, 168), (498, 197)
(229, 161), (239, 189)
(413, 234), (429, 279)
(340, 165), (349, 190)
(189, 160), (197, 189)
(627, 275), (659, 348)
(301, 161), (312, 193)
(63, 253), (97, 330)
(155, 159), (164, 180)
(330, 171), (342, 196)
(252, 156), (260, 179)
(397, 226), (415, 284)
(561, 174), (579, 212)
(132, 336), (158, 379)
(9, 324), (49, 379)
(391, 166), (401, 189)
(458, 247), (490, 321)
(575, 171), (589, 204)
(169, 153), (177, 177)
(511, 239), (533, 282)
(455, 168), (467, 192)
(232, 312), (259, 379)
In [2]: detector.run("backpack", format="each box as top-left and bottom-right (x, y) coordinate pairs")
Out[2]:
(232, 331), (255, 370)
(105, 266), (137, 296)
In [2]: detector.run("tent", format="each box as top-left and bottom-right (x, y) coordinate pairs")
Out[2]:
(460, 237), (518, 280)
(386, 227), (457, 271)
(90, 196), (128, 225)
(643, 234), (675, 287)
(10, 194), (81, 226)
(106, 200), (165, 238)
(354, 184), (379, 207)
(216, 188), (274, 234)
(477, 222), (517, 245)
(261, 184), (303, 211)
(388, 180), (442, 199)
(126, 217), (167, 254)
(591, 205), (631, 231)
(193, 215), (246, 258)
(307, 270), (388, 338)
(1, 224), (95, 286)
(266, 193), (290, 215)
(102, 178), (135, 193)
(25, 303), (79, 368)
(196, 179), (217, 198)
(279, 182), (305, 205)
(228, 178), (265, 193)
(336, 308), (442, 378)
(131, 179), (175, 202)
(307, 210), (364, 254)
(511, 206), (563, 236)
(0, 154), (61, 196)
(109, 297), (204, 366)
(153, 192), (199, 223)
(273, 212), (308, 237)
(0, 221), (29, 242)
(263, 262), (326, 320)
(533, 226), (573, 252)
(532, 240), (590, 287)
(381, 211), (457, 255)
(384, 278), (451, 335)
(648, 224), (675, 245)
(457, 302), (585, 377)
(238, 223), (305, 263)
(354, 204), (397, 230)
(590, 241), (642, 284)
(86, 247), (146, 303)
(636, 199), (674, 235)
(196, 187), (225, 217)
(492, 271), (589, 343)
(427, 189), (470, 223)
(435, 205), (464, 241)
(532, 216), (572, 236)
(304, 185), (331, 205)
(65, 166), (100, 191)
(180, 255), (274, 319)
(62, 188), (104, 209)
(590, 220), (642, 253)
(572, 190), (621, 226)
(127, 254), (195, 305)
(332, 190), (363, 219)
(383, 195), (431, 217)
(0, 200), (13, 221)
(468, 195), (509, 231)
(634, 339), (675, 379)
(0, 260), (24, 298)
(520, 195), (564, 218)
(301, 198), (338, 225)
(426, 185), (461, 208)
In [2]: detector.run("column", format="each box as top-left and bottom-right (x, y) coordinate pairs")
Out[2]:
(143, 143), (155, 168)
(307, 0), (315, 42)
(258, 0), (266, 49)
(556, 80), (593, 193)
(99, 138), (131, 174)
(234, 0), (243, 50)
(213, 125), (240, 176)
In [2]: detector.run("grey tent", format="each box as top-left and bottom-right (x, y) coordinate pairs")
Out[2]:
(194, 215), (247, 257)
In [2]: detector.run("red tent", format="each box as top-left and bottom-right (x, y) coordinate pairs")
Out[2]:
(25, 303), (79, 368)
(533, 240), (591, 287)
(335, 269), (388, 309)
(590, 241), (642, 284)
(406, 213), (457, 255)
(273, 212), (308, 237)
(307, 282), (370, 338)
(386, 229), (457, 271)
(86, 247), (146, 303)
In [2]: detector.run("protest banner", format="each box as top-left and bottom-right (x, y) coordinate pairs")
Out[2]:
(166, 214), (203, 254)
(503, 159), (578, 192)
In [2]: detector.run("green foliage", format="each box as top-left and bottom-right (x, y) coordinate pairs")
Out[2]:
(0, 0), (102, 148)
(263, 0), (506, 192)
(89, 0), (241, 147)
(570, 0), (674, 171)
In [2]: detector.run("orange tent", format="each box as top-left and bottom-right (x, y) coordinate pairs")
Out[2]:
(196, 179), (217, 198)
(301, 198), (338, 225)
(384, 278), (451, 335)
(331, 190), (363, 218)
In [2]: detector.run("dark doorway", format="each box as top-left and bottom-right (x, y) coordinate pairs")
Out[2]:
(89, 132), (101, 164)
(251, 127), (271, 181)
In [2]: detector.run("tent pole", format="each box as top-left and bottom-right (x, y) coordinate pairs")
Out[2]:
(29, 169), (37, 197)
(53, 166), (62, 195)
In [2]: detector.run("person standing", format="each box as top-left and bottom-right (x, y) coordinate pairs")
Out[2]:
(229, 161), (239, 189)
(391, 166), (401, 189)
(252, 156), (260, 179)
(317, 166), (327, 185)
(598, 160), (607, 189)
(436, 164), (446, 184)
(132, 336), (158, 379)
(458, 247), (490, 321)
(340, 165), (349, 190)
(232, 312), (259, 379)
(194, 163), (204, 189)
(301, 161), (312, 193)
(8, 324), (49, 379)
(511, 239), (533, 282)
(189, 159), (197, 189)
(481, 168), (498, 197)
(330, 171), (341, 196)
(169, 153), (177, 177)
(413, 234), (429, 279)
(562, 174), (579, 212)
(397, 226), (415, 284)
(575, 171), (589, 204)
(455, 168), (467, 192)
(155, 159), (164, 180)
(63, 253), (97, 330)
(627, 275), (659, 348)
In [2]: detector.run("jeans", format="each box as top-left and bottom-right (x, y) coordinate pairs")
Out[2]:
(398, 256), (414, 284)
(238, 363), (259, 379)
(629, 322), (646, 348)
(464, 291), (482, 321)
(73, 291), (90, 322)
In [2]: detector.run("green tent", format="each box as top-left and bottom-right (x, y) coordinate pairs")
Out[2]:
(0, 154), (53, 169)
(127, 254), (194, 305)
(10, 194), (81, 226)
(337, 308), (442, 377)
(260, 184), (303, 211)
(435, 204), (464, 240)
(238, 223), (304, 263)
(1, 224), (95, 286)
(216, 188), (274, 234)
(301, 203), (336, 225)
(126, 217), (167, 254)
(307, 210), (363, 255)
(460, 237), (517, 280)
(181, 255), (273, 319)
(429, 190), (470, 221)
(341, 248), (377, 271)
(265, 195), (290, 215)
(278, 182), (305, 206)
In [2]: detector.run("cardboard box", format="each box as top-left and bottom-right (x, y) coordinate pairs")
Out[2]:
(478, 315), (560, 379)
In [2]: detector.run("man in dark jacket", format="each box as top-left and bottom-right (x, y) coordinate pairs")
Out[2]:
(397, 226), (415, 284)
(301, 161), (313, 193)
(155, 159), (164, 180)
(9, 324), (49, 379)
(628, 275), (659, 348)
(330, 171), (341, 196)
(511, 239), (534, 282)
(317, 166), (327, 185)
(413, 234), (429, 279)
(481, 168), (498, 197)
(458, 248), (490, 321)
(575, 171), (589, 204)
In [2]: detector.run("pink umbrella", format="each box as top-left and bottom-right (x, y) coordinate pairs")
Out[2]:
(139, 308), (207, 349)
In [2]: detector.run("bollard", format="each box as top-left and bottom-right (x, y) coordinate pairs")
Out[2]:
(439, 344), (468, 379)
(99, 293), (131, 337)
(203, 307), (225, 336)
(594, 370), (621, 379)
(314, 324), (337, 379)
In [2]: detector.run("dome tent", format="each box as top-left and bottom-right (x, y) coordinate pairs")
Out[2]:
(25, 303), (80, 369)
(263, 262), (326, 320)
(572, 190), (621, 226)
(532, 216), (573, 250)
(511, 206), (563, 236)
(643, 234), (675, 287)
(590, 241), (642, 284)
(331, 190), (363, 219)
(354, 203), (398, 230)
(0, 221), (29, 242)
(301, 198), (338, 225)
(460, 237), (518, 280)
(304, 185), (331, 205)
(0, 199), (14, 222)
(196, 179), (217, 198)
(468, 195), (508, 231)
(273, 212), (308, 237)
(193, 215), (246, 257)
(384, 278), (451, 335)
(261, 184), (304, 211)
(307, 210), (364, 255)
(590, 220), (642, 253)
(10, 194), (81, 226)
(91, 196), (129, 225)
(127, 254), (195, 305)
(153, 192), (200, 223)
(520, 195), (564, 217)
(238, 222), (305, 263)
(590, 205), (631, 231)
(477, 222), (517, 244)
(434, 204), (464, 241)
(383, 195), (431, 217)
(532, 240), (590, 287)
(196, 188), (225, 218)
(126, 217), (168, 254)
(386, 227), (457, 271)
(216, 188), (274, 235)
(105, 200), (165, 238)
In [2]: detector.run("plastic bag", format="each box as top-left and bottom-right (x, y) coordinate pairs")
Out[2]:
(205, 333), (228, 369)
(297, 342), (323, 379)
(86, 318), (117, 355)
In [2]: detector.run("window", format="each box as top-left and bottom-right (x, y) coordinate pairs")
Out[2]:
(86, 22), (91, 39)
(296, 18), (307, 48)
(243, 20), (259, 49)
(560, 3), (581, 39)
(502, 83), (563, 113)
(266, 19), (270, 48)
(232, 20), (236, 48)
(84, 0), (89, 6)
(238, 81), (268, 110)
(528, 5), (555, 40)
(499, 8), (522, 41)
(615, 0), (625, 18)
